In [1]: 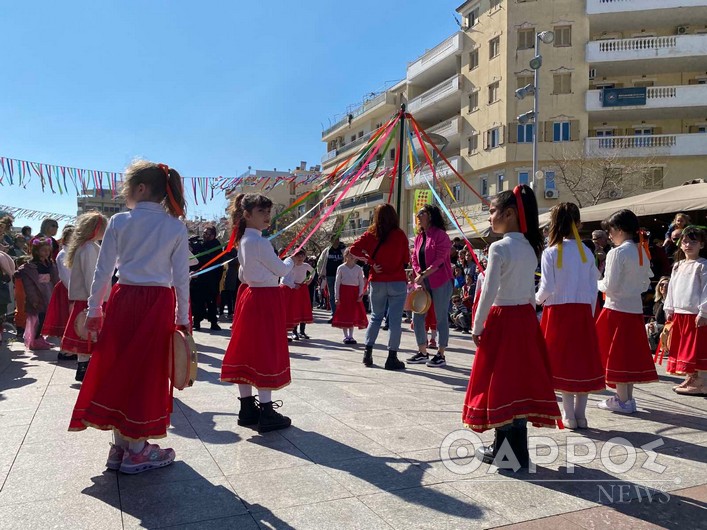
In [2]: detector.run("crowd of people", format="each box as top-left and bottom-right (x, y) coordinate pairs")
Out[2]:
(0, 163), (704, 476)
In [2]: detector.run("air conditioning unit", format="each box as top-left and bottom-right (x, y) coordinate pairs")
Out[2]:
(608, 188), (623, 200)
(676, 25), (689, 35)
(544, 189), (559, 200)
(589, 68), (597, 80)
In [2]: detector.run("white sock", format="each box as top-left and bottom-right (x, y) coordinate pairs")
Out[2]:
(616, 384), (629, 403)
(259, 389), (272, 403)
(574, 394), (588, 420)
(113, 429), (129, 449)
(78, 354), (90, 362)
(561, 393), (575, 420)
(129, 440), (147, 453)
(238, 384), (253, 398)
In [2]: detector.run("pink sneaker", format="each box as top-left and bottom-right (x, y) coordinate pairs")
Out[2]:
(119, 443), (175, 474)
(106, 443), (125, 470)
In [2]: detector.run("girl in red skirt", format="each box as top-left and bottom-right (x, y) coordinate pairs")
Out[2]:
(464, 185), (561, 470)
(61, 212), (108, 382)
(663, 226), (707, 396)
(596, 209), (657, 414)
(536, 203), (604, 430)
(332, 248), (367, 344)
(221, 193), (295, 433)
(69, 160), (190, 475)
(43, 226), (73, 343)
(281, 249), (314, 340)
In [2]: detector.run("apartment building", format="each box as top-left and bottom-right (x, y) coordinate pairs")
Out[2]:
(76, 189), (128, 217)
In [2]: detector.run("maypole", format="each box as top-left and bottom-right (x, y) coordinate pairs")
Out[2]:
(395, 104), (406, 227)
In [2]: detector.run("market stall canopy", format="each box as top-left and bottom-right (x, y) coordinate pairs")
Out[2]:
(538, 182), (707, 226)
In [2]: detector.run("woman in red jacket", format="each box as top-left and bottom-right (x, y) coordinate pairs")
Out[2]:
(350, 204), (410, 370)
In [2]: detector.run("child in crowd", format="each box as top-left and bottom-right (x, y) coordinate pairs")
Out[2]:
(43, 225), (74, 360)
(463, 185), (561, 470)
(332, 248), (367, 344)
(663, 226), (707, 396)
(536, 203), (604, 429)
(452, 265), (465, 296)
(461, 274), (475, 312)
(16, 237), (58, 350)
(221, 193), (294, 433)
(69, 161), (190, 475)
(647, 276), (669, 351)
(596, 209), (658, 414)
(281, 249), (314, 340)
(61, 212), (108, 381)
(449, 295), (470, 333)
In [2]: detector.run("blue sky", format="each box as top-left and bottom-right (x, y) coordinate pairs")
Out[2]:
(0, 0), (460, 230)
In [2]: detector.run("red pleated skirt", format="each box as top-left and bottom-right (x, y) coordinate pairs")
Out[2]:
(42, 282), (70, 337)
(69, 285), (176, 441)
(221, 286), (290, 389)
(332, 285), (368, 329)
(596, 308), (658, 386)
(462, 304), (561, 432)
(61, 300), (92, 355)
(666, 313), (707, 375)
(282, 284), (313, 329)
(540, 304), (605, 393)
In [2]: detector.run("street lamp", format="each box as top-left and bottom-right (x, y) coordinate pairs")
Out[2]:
(515, 30), (553, 190)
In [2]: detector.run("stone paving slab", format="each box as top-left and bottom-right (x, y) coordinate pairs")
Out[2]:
(1, 307), (705, 529)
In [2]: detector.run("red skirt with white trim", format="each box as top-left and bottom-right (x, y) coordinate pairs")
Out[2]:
(596, 308), (658, 386)
(462, 304), (561, 432)
(666, 313), (707, 375)
(41, 282), (70, 337)
(332, 284), (368, 329)
(221, 285), (291, 389)
(61, 300), (92, 355)
(540, 304), (605, 393)
(69, 285), (176, 441)
(282, 284), (313, 329)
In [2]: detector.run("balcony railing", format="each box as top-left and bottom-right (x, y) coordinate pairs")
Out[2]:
(427, 116), (462, 138)
(340, 224), (370, 239)
(586, 84), (707, 112)
(587, 0), (707, 15)
(587, 34), (707, 63)
(407, 32), (462, 80)
(337, 192), (385, 211)
(321, 131), (375, 165)
(408, 75), (462, 113)
(405, 155), (461, 188)
(586, 133), (707, 157)
(322, 92), (396, 138)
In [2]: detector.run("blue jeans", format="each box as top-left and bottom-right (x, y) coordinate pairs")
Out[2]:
(412, 280), (454, 349)
(326, 276), (337, 315)
(365, 281), (406, 351)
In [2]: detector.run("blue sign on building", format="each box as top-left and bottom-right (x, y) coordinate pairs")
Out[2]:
(602, 87), (648, 107)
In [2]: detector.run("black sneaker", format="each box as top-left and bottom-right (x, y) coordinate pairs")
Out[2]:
(426, 354), (447, 367)
(75, 360), (89, 382)
(258, 401), (291, 433)
(326, 318), (333, 324)
(238, 396), (260, 427)
(299, 332), (310, 339)
(210, 323), (222, 331)
(406, 352), (429, 364)
(363, 346), (373, 367)
(57, 352), (78, 361)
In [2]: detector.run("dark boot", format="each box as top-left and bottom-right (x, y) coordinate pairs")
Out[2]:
(258, 401), (291, 433)
(363, 345), (373, 367)
(237, 396), (260, 426)
(509, 426), (529, 469)
(475, 428), (507, 464)
(75, 360), (89, 382)
(384, 350), (405, 371)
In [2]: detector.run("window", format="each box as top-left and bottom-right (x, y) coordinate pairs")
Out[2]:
(490, 127), (501, 148)
(481, 177), (489, 196)
(517, 28), (535, 50)
(553, 73), (572, 94)
(596, 129), (615, 148)
(518, 172), (529, 186)
(633, 80), (655, 88)
(466, 7), (479, 28)
(698, 126), (707, 133)
(643, 167), (664, 189)
(488, 81), (500, 104)
(358, 131), (364, 138)
(452, 184), (462, 201)
(469, 49), (479, 70)
(517, 74), (534, 89)
(374, 122), (382, 129)
(553, 121), (571, 142)
(554, 26), (572, 47)
(468, 91), (479, 112)
(517, 123), (534, 143)
(489, 37), (501, 59)
(350, 135), (356, 142)
(468, 133), (479, 153)
(497, 173), (505, 192)
(389, 148), (396, 161)
(545, 171), (556, 190)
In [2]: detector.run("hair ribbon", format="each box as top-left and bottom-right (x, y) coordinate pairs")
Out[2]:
(557, 222), (587, 269)
(638, 229), (651, 266)
(158, 163), (185, 217)
(513, 185), (527, 234)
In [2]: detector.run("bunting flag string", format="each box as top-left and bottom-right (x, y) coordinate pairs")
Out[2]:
(0, 204), (76, 223)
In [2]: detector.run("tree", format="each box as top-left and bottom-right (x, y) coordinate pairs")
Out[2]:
(549, 145), (658, 208)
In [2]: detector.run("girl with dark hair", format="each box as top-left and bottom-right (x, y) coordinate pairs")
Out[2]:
(69, 160), (190, 474)
(280, 248), (314, 340)
(221, 193), (295, 432)
(42, 225), (74, 356)
(463, 185), (560, 470)
(350, 203), (410, 370)
(663, 226), (707, 396)
(596, 209), (657, 414)
(536, 203), (604, 429)
(408, 204), (454, 368)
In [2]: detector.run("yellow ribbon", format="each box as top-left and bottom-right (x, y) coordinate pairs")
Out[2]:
(557, 222), (587, 269)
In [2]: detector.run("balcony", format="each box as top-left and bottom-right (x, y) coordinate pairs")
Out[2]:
(407, 75), (462, 122)
(587, 1), (707, 33)
(322, 92), (398, 139)
(586, 84), (707, 119)
(585, 134), (707, 158)
(586, 34), (707, 75)
(405, 155), (461, 189)
(588, 0), (707, 14)
(407, 32), (463, 86)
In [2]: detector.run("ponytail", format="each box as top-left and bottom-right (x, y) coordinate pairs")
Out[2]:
(161, 166), (186, 218)
(548, 202), (581, 247)
(227, 192), (273, 248)
(495, 184), (543, 257)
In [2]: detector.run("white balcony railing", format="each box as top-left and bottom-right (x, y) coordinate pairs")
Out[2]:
(586, 84), (707, 112)
(587, 34), (707, 63)
(587, 0), (707, 15)
(586, 134), (707, 157)
(405, 155), (461, 188)
(408, 75), (462, 113)
(407, 32), (463, 80)
(322, 92), (397, 138)
(427, 116), (462, 138)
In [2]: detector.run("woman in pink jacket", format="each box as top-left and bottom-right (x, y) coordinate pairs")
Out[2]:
(407, 204), (454, 367)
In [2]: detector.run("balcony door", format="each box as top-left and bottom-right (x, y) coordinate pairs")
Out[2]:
(633, 127), (653, 148)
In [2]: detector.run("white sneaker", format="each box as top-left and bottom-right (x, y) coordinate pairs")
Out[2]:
(597, 395), (634, 414)
(626, 399), (637, 413)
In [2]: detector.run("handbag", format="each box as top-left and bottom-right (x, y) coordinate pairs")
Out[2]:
(171, 329), (198, 390)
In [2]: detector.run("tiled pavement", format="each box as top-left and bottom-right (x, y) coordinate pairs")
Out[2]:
(0, 308), (705, 529)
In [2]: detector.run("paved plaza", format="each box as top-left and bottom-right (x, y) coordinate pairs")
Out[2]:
(0, 308), (705, 529)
